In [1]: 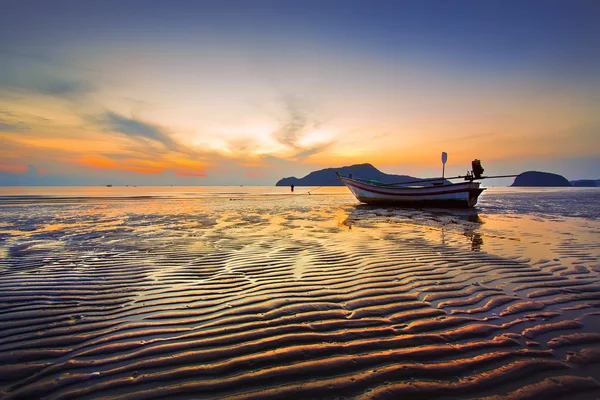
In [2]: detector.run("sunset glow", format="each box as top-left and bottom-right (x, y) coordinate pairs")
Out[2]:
(1, 0), (598, 185)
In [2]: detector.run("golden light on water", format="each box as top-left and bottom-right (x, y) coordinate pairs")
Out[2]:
(1, 185), (600, 398)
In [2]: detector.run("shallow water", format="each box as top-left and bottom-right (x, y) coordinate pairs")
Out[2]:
(0, 187), (599, 399)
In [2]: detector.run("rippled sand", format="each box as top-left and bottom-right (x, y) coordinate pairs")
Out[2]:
(1, 191), (600, 399)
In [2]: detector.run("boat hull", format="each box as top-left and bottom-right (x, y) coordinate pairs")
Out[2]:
(340, 176), (485, 208)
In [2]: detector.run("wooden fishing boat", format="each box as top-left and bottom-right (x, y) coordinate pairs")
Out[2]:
(337, 174), (485, 207)
(335, 155), (511, 208)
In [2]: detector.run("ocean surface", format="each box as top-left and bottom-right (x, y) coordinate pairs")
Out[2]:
(1, 186), (599, 399)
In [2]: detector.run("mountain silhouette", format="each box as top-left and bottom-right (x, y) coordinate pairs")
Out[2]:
(276, 163), (447, 186)
(570, 179), (599, 187)
(511, 171), (571, 187)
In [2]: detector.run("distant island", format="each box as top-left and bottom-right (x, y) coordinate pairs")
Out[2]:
(511, 171), (571, 187)
(276, 163), (448, 186)
(570, 179), (599, 187)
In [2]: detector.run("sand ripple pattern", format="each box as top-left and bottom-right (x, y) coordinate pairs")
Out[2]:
(1, 197), (600, 399)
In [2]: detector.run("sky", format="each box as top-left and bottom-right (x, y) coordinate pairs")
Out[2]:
(1, 0), (599, 186)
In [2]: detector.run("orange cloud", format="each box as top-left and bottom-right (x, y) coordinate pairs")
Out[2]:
(0, 164), (28, 174)
(246, 171), (266, 178)
(165, 155), (211, 170)
(78, 157), (164, 174)
(175, 171), (206, 177)
(38, 168), (52, 175)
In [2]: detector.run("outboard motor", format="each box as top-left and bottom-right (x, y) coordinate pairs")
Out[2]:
(471, 159), (484, 179)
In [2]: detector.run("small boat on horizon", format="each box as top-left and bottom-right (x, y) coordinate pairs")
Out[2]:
(337, 155), (513, 208)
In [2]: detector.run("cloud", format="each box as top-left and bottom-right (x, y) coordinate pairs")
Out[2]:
(78, 156), (164, 174)
(0, 110), (16, 117)
(94, 111), (183, 152)
(0, 120), (29, 132)
(245, 171), (266, 178)
(36, 79), (93, 98)
(293, 140), (336, 159)
(0, 52), (95, 100)
(0, 163), (28, 174)
(272, 96), (308, 149)
(25, 164), (42, 177)
(0, 109), (32, 132)
(0, 69), (93, 100)
(103, 153), (135, 160)
(175, 171), (207, 177)
(271, 95), (328, 149)
(0, 163), (53, 184)
(224, 137), (261, 154)
(268, 95), (335, 160)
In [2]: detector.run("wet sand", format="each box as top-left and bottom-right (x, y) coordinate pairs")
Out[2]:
(1, 188), (599, 399)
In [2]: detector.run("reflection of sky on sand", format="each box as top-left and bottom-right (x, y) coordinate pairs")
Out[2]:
(474, 214), (600, 268)
(339, 202), (600, 281)
(1, 187), (598, 288)
(1, 188), (600, 398)
(2, 191), (598, 276)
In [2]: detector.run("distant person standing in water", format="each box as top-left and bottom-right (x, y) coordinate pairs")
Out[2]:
(291, 184), (294, 192)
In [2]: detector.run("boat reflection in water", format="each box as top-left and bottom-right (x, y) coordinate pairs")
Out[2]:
(342, 204), (484, 251)
(468, 232), (484, 251)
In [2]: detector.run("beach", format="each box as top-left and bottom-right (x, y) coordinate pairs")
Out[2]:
(1, 186), (599, 399)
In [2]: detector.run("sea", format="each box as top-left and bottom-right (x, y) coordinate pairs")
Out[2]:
(1, 185), (599, 218)
(0, 186), (599, 399)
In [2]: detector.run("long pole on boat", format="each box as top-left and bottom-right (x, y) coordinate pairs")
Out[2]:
(441, 152), (447, 182)
(382, 174), (520, 186)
